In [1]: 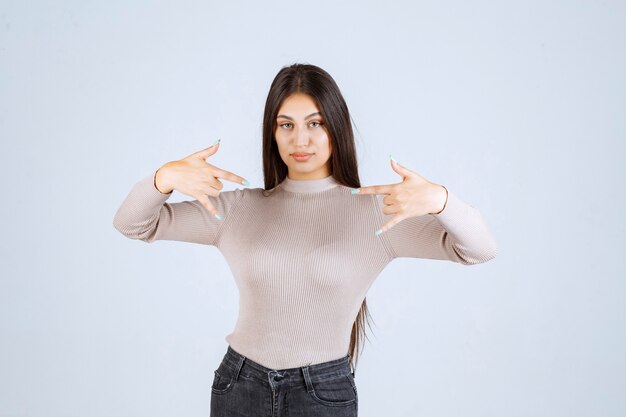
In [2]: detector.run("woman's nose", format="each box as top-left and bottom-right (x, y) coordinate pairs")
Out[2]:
(294, 127), (310, 147)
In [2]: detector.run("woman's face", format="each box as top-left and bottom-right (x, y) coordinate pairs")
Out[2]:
(274, 92), (332, 180)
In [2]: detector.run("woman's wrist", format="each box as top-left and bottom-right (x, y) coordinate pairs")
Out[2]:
(154, 167), (173, 194)
(430, 184), (448, 215)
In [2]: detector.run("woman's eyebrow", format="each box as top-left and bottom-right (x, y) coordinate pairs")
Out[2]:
(277, 112), (321, 120)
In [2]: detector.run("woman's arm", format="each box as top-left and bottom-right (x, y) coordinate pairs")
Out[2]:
(112, 172), (245, 245)
(374, 190), (498, 264)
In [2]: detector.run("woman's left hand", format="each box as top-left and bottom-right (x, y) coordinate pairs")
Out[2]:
(353, 156), (448, 235)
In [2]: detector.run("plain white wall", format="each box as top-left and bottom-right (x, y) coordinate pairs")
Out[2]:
(1, 1), (624, 416)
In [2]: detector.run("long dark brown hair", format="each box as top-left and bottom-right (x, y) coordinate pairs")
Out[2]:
(261, 63), (374, 373)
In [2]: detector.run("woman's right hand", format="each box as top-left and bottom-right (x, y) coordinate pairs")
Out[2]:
(154, 141), (249, 219)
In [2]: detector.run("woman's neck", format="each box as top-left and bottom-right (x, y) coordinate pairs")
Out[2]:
(280, 174), (339, 193)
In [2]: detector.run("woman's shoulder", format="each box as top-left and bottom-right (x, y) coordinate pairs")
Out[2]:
(234, 185), (281, 198)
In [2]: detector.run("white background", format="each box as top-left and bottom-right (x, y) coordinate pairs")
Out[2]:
(1, 1), (624, 416)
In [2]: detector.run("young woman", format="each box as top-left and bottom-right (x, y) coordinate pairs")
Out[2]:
(113, 63), (497, 416)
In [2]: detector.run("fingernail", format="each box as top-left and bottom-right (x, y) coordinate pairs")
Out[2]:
(374, 229), (383, 236)
(389, 154), (397, 164)
(214, 213), (222, 221)
(351, 189), (360, 195)
(242, 179), (250, 187)
(211, 138), (221, 147)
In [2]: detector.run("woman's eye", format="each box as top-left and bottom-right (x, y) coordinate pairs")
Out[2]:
(280, 123), (292, 129)
(310, 121), (322, 128)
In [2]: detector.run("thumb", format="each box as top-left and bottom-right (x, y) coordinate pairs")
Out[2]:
(193, 139), (221, 160)
(389, 154), (413, 179)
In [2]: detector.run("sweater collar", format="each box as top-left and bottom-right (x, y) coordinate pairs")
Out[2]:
(280, 174), (340, 193)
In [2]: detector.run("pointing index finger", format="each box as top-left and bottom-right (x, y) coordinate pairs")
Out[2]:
(353, 184), (393, 195)
(211, 166), (250, 187)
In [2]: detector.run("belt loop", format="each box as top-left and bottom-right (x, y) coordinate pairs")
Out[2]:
(300, 365), (314, 393)
(234, 352), (245, 382)
(347, 352), (355, 378)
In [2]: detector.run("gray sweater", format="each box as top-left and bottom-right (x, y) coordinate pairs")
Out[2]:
(113, 172), (497, 369)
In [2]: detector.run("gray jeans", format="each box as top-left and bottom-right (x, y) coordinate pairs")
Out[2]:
(210, 345), (358, 417)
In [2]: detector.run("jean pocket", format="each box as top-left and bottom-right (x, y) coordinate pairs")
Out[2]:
(211, 366), (236, 395)
(309, 374), (357, 407)
(346, 372), (358, 398)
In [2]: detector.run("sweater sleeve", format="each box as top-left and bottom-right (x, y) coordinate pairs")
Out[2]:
(112, 173), (245, 245)
(374, 189), (497, 265)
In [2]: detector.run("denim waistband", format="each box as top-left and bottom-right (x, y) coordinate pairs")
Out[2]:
(221, 345), (354, 386)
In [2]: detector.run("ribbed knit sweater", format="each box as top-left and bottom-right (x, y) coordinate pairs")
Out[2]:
(113, 172), (497, 370)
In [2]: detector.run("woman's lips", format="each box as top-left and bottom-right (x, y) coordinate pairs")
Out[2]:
(292, 153), (313, 162)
